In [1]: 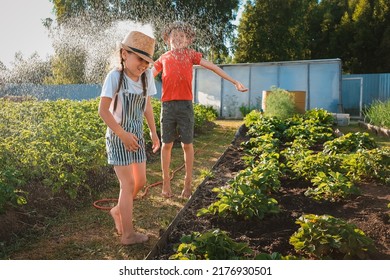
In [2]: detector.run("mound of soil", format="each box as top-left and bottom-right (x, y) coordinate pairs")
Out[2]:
(150, 131), (390, 260)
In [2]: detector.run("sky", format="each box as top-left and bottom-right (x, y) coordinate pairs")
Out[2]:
(0, 0), (55, 67)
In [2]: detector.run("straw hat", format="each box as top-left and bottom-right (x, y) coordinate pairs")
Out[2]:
(162, 21), (195, 44)
(119, 31), (155, 63)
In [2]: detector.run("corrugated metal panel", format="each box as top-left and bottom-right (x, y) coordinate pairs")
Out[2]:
(379, 74), (390, 100)
(342, 73), (390, 117)
(194, 59), (342, 118)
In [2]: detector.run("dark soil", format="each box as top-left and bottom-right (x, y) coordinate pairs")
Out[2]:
(151, 131), (390, 260)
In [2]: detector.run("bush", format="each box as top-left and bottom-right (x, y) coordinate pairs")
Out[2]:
(264, 87), (297, 120)
(193, 104), (218, 132)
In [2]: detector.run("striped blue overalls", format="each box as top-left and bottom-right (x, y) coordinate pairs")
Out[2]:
(106, 77), (147, 165)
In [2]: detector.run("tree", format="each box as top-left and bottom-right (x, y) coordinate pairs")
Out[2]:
(233, 0), (315, 63)
(4, 52), (52, 85)
(348, 0), (390, 73)
(233, 0), (390, 73)
(45, 46), (87, 85)
(50, 0), (241, 63)
(308, 0), (351, 60)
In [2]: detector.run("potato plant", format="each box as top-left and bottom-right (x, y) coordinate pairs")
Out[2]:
(0, 97), (218, 212)
(290, 214), (375, 259)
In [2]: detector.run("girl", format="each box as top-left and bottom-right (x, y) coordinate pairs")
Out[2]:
(98, 31), (160, 245)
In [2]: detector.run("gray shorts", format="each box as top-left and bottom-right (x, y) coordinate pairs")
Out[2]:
(161, 100), (194, 144)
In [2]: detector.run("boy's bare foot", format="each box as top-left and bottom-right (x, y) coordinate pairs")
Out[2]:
(121, 232), (149, 245)
(162, 180), (173, 198)
(180, 178), (192, 198)
(180, 187), (192, 199)
(110, 206), (122, 235)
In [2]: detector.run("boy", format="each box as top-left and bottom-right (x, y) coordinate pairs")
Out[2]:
(152, 22), (248, 198)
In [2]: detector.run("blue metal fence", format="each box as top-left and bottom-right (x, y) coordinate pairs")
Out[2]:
(2, 66), (389, 120)
(0, 82), (163, 101)
(342, 73), (390, 117)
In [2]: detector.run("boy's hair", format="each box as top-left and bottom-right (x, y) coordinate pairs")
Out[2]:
(162, 21), (195, 44)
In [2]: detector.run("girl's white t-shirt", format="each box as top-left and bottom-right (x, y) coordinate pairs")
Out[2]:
(101, 68), (157, 123)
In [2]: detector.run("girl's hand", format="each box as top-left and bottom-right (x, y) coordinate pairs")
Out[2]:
(234, 81), (249, 92)
(150, 132), (160, 153)
(119, 131), (140, 151)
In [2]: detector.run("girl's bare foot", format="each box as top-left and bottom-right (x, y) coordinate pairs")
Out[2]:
(110, 206), (122, 235)
(121, 232), (149, 245)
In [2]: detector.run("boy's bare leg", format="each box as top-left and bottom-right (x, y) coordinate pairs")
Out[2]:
(161, 142), (174, 198)
(181, 143), (194, 198)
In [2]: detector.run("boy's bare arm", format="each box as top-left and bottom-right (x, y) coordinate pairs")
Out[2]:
(151, 67), (159, 77)
(199, 58), (248, 92)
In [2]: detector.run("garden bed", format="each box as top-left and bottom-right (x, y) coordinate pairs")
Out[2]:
(147, 126), (390, 260)
(358, 121), (390, 138)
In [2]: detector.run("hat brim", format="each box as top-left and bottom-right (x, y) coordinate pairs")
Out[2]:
(118, 42), (154, 64)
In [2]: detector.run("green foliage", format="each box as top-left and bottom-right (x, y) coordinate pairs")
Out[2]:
(169, 229), (253, 260)
(283, 121), (335, 144)
(323, 132), (377, 154)
(282, 109), (335, 144)
(193, 104), (218, 132)
(363, 99), (390, 129)
(197, 185), (279, 220)
(197, 160), (280, 220)
(303, 108), (335, 126)
(290, 214), (375, 259)
(45, 46), (87, 84)
(342, 148), (390, 184)
(0, 97), (219, 210)
(254, 252), (302, 260)
(245, 114), (286, 139)
(234, 0), (390, 73)
(236, 108), (387, 259)
(264, 87), (297, 120)
(242, 106), (388, 207)
(0, 165), (26, 213)
(234, 0), (311, 62)
(239, 105), (252, 117)
(243, 109), (263, 128)
(2, 53), (52, 84)
(305, 171), (360, 202)
(241, 133), (280, 159)
(0, 98), (107, 202)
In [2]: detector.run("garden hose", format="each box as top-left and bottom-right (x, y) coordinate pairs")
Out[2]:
(93, 151), (197, 211)
(93, 125), (233, 211)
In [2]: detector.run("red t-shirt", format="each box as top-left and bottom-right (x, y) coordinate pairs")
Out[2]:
(154, 48), (202, 102)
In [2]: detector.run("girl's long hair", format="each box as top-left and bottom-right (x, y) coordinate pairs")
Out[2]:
(112, 51), (147, 113)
